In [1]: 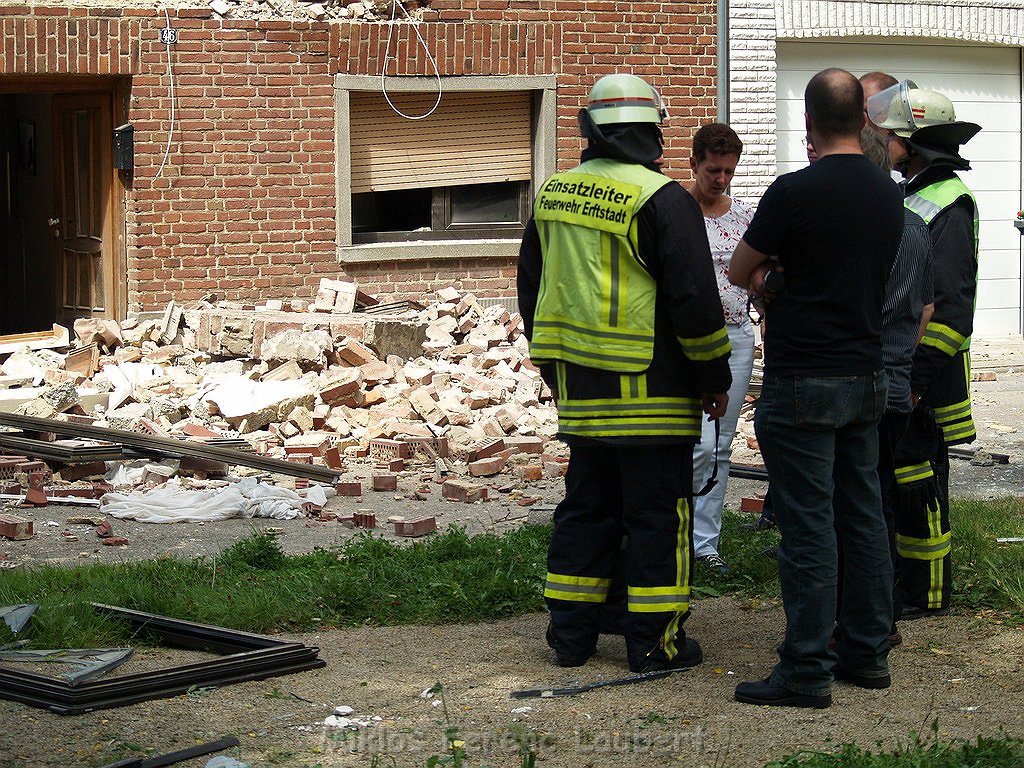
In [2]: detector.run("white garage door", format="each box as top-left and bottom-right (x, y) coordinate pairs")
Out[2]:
(777, 41), (1023, 337)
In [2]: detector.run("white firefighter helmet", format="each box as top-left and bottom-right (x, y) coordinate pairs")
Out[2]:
(866, 80), (958, 137)
(586, 73), (668, 126)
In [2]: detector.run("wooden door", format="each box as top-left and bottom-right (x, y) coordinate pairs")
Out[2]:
(52, 93), (116, 326)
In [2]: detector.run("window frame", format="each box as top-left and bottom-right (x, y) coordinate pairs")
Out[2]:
(334, 74), (557, 264)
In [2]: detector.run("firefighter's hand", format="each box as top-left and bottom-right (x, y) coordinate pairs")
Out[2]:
(898, 475), (940, 514)
(702, 393), (729, 420)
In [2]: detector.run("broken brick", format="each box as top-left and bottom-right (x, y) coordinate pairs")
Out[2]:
(466, 438), (506, 463)
(102, 537), (130, 547)
(324, 446), (344, 470)
(0, 514), (33, 540)
(518, 464), (543, 482)
(503, 435), (545, 455)
(319, 369), (363, 404)
(442, 478), (488, 503)
(372, 473), (398, 492)
(354, 510), (377, 528)
(337, 338), (379, 366)
(369, 438), (410, 461)
(741, 495), (765, 514)
(58, 461), (108, 482)
(335, 481), (363, 497)
(468, 453), (510, 477)
(179, 456), (230, 478)
(542, 456), (569, 478)
(24, 472), (47, 506)
(394, 516), (437, 538)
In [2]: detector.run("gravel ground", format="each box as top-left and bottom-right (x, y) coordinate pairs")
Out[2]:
(1, 339), (1022, 768)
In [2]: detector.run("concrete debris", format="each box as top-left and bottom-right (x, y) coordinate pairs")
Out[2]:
(0, 283), (566, 533)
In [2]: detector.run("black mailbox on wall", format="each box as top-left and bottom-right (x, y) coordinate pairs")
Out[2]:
(113, 123), (134, 170)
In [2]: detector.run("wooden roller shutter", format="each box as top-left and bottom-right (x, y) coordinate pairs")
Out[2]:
(350, 91), (532, 194)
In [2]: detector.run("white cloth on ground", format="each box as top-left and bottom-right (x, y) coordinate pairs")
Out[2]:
(100, 476), (328, 523)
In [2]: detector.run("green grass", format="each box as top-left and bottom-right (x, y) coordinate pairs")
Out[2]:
(3, 496), (1023, 648)
(0, 525), (549, 648)
(945, 496), (1024, 617)
(703, 496), (1024, 618)
(697, 508), (783, 600)
(4, 499), (1024, 767)
(769, 722), (1024, 767)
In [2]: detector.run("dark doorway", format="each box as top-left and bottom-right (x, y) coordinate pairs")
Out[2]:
(0, 77), (126, 336)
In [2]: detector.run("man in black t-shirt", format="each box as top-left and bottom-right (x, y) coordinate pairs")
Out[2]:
(729, 68), (904, 708)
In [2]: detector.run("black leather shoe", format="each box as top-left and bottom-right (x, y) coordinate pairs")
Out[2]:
(632, 638), (704, 673)
(833, 665), (891, 689)
(546, 622), (593, 667)
(740, 515), (776, 532)
(900, 605), (949, 621)
(735, 678), (831, 708)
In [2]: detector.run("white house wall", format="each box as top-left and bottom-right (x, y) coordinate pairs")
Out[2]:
(727, 0), (1024, 336)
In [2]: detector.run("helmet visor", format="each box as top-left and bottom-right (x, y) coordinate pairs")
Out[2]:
(866, 79), (919, 136)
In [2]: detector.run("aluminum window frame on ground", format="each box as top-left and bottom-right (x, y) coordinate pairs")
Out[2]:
(0, 603), (325, 715)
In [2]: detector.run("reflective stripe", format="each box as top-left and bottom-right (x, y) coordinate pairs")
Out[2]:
(530, 161), (671, 372)
(533, 318), (652, 343)
(676, 496), (689, 602)
(927, 559), (944, 609)
(557, 397), (701, 414)
(920, 322), (966, 357)
(558, 418), (702, 438)
(628, 497), (692, 616)
(627, 585), (690, 613)
(608, 237), (620, 325)
(935, 398), (971, 423)
(895, 462), (934, 486)
(531, 317), (654, 369)
(896, 531), (952, 560)
(544, 572), (611, 603)
(678, 326), (731, 362)
(661, 612), (683, 659)
(592, 96), (658, 110)
(939, 420), (976, 444)
(935, 397), (974, 444)
(905, 178), (979, 353)
(557, 397), (702, 438)
(621, 373), (646, 400)
(904, 193), (943, 222)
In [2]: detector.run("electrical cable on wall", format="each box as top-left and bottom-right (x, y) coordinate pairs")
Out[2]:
(381, 0), (442, 120)
(154, 6), (176, 179)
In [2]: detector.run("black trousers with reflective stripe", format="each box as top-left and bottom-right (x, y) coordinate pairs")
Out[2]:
(894, 415), (952, 610)
(546, 441), (693, 669)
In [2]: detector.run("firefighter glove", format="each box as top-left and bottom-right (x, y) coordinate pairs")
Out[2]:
(895, 463), (940, 514)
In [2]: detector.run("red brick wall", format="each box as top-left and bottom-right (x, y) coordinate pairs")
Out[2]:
(1, 2), (716, 312)
(128, 12), (336, 310)
(334, 2), (718, 171)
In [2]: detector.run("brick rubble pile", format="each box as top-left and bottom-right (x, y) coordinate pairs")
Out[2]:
(0, 282), (564, 534)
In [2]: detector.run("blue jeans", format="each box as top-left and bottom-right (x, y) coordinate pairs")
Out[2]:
(756, 371), (893, 695)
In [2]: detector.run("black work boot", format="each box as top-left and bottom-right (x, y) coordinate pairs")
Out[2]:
(630, 637), (703, 673)
(546, 621), (595, 667)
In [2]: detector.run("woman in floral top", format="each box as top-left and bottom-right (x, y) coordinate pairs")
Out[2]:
(687, 123), (756, 575)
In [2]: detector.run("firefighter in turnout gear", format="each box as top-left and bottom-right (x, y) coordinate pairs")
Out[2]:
(868, 80), (981, 618)
(517, 73), (732, 672)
